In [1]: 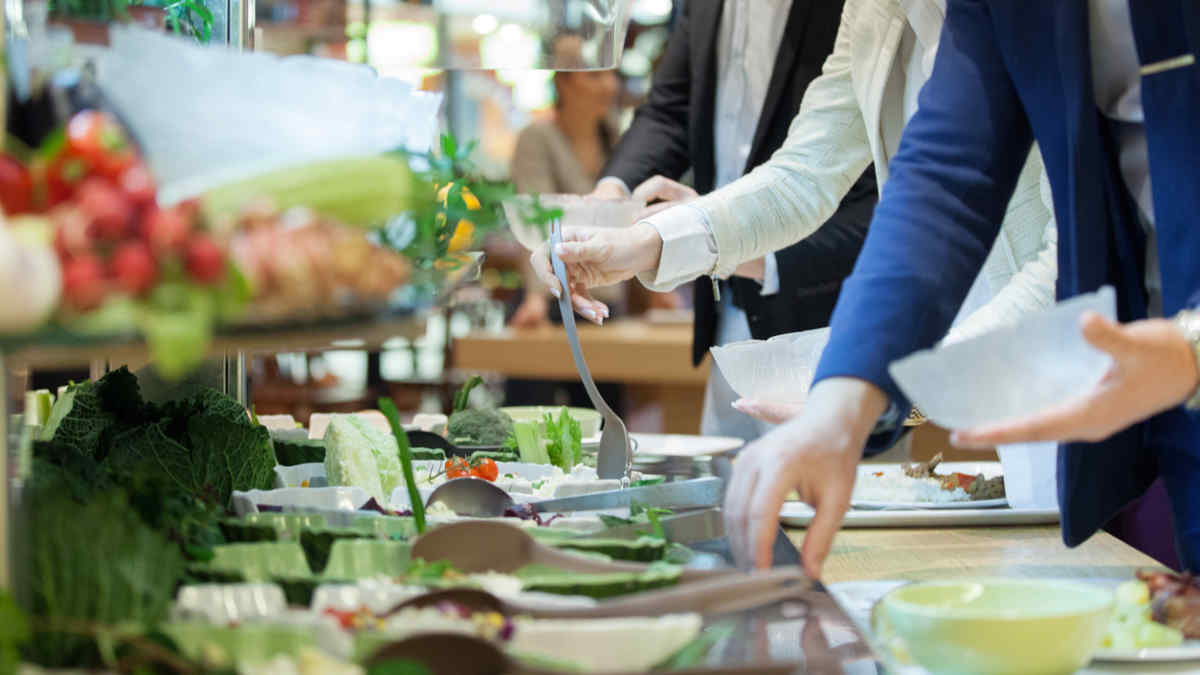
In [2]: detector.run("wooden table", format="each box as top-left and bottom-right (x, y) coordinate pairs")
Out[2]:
(803, 525), (1160, 584)
(453, 319), (710, 433)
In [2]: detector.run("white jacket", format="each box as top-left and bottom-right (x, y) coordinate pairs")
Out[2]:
(643, 0), (1057, 342)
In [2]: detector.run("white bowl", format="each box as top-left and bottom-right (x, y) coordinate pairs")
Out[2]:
(709, 327), (830, 403)
(888, 287), (1115, 429)
(501, 194), (644, 251)
(231, 487), (369, 516)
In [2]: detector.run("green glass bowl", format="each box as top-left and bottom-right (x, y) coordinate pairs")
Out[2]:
(872, 579), (1112, 675)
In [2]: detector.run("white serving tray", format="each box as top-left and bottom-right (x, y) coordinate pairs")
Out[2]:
(779, 503), (1060, 528)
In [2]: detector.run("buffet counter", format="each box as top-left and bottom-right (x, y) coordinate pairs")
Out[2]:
(453, 319), (709, 433)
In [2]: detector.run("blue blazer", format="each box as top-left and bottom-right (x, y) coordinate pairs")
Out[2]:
(813, 0), (1200, 565)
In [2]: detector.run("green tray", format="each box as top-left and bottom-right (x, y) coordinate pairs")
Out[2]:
(204, 542), (313, 580)
(323, 539), (413, 579)
(163, 622), (317, 666)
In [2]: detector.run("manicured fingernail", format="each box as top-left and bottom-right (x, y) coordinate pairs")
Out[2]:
(601, 306), (610, 318)
(549, 285), (561, 299)
(582, 308), (597, 320)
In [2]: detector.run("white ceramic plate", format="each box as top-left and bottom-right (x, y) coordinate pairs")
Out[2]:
(850, 461), (1005, 510)
(1092, 643), (1200, 662)
(629, 433), (743, 458)
(779, 503), (1058, 528)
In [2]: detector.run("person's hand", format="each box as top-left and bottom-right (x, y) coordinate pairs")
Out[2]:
(724, 377), (887, 576)
(529, 221), (662, 324)
(589, 180), (630, 201)
(732, 398), (804, 424)
(734, 257), (766, 281)
(631, 176), (699, 220)
(952, 312), (1200, 447)
(509, 294), (551, 329)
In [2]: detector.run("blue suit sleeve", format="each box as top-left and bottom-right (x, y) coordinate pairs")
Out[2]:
(813, 0), (1036, 425)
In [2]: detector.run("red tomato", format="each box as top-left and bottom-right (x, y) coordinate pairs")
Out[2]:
(0, 155), (33, 215)
(943, 473), (977, 491)
(62, 255), (108, 311)
(75, 177), (134, 240)
(110, 241), (158, 296)
(445, 457), (471, 479)
(469, 457), (499, 482)
(118, 162), (156, 206)
(66, 110), (130, 169)
(184, 234), (226, 284)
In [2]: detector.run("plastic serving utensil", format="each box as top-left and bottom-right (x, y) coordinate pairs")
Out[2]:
(548, 219), (632, 479)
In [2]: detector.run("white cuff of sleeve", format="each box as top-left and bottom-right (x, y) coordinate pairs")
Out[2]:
(759, 252), (780, 296)
(635, 204), (718, 293)
(595, 176), (632, 197)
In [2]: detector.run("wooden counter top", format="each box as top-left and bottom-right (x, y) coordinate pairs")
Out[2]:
(452, 319), (709, 385)
(793, 525), (1160, 584)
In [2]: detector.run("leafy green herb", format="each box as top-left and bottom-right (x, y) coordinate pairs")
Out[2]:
(544, 407), (582, 472)
(598, 514), (634, 528)
(452, 375), (483, 413)
(532, 480), (546, 491)
(631, 476), (666, 487)
(646, 508), (667, 541)
(403, 558), (456, 583)
(630, 501), (672, 520)
(380, 397), (425, 534)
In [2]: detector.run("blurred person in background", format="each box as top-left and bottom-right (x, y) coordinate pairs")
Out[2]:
(588, 0), (878, 442)
(503, 35), (627, 409)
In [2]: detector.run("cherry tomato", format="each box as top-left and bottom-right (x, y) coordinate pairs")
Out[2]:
(66, 110), (131, 172)
(184, 234), (226, 284)
(470, 457), (499, 482)
(942, 473), (977, 491)
(0, 155), (33, 215)
(118, 162), (156, 206)
(445, 457), (472, 479)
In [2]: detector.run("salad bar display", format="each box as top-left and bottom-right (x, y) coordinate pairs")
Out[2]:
(3, 366), (873, 673)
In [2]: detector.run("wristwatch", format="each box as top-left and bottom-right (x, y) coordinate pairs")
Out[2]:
(1173, 309), (1200, 410)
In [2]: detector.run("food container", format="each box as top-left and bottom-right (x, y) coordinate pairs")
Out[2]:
(872, 579), (1111, 675)
(232, 487), (370, 516)
(996, 442), (1059, 510)
(172, 583), (288, 624)
(500, 405), (603, 438)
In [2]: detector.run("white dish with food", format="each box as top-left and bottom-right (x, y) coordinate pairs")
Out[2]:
(849, 458), (1006, 510)
(1092, 573), (1200, 663)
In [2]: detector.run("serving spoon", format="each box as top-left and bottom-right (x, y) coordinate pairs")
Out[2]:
(548, 219), (633, 480)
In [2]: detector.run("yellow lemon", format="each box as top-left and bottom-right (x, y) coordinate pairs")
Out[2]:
(461, 186), (482, 211)
(437, 182), (452, 205)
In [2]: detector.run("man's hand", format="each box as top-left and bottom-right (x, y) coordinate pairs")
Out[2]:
(952, 312), (1200, 447)
(724, 378), (887, 576)
(529, 222), (663, 324)
(732, 398), (804, 424)
(631, 176), (700, 220)
(734, 257), (766, 281)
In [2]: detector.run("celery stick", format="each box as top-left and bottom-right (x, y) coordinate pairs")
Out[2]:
(379, 397), (425, 534)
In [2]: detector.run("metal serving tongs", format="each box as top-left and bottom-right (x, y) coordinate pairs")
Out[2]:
(549, 219), (633, 479)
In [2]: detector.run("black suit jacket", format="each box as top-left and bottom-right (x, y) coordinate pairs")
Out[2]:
(603, 0), (877, 365)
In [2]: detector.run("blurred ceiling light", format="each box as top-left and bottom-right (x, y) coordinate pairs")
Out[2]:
(497, 23), (525, 42)
(630, 0), (672, 25)
(472, 13), (500, 34)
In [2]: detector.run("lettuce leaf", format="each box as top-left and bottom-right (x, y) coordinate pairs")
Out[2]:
(543, 407), (582, 472)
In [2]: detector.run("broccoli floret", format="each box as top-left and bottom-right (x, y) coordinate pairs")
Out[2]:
(447, 408), (514, 446)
